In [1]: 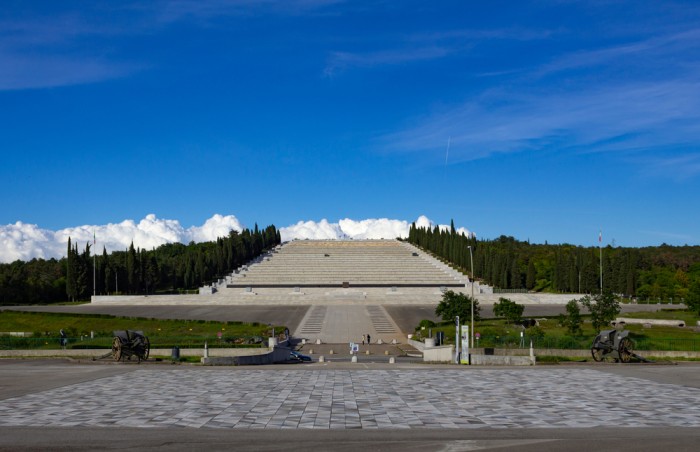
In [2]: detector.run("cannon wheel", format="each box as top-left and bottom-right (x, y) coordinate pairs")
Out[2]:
(591, 347), (604, 362)
(618, 337), (633, 363)
(142, 336), (150, 361)
(112, 337), (123, 362)
(135, 336), (150, 363)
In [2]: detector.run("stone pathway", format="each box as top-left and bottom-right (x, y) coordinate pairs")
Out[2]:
(1, 368), (699, 429)
(294, 305), (403, 344)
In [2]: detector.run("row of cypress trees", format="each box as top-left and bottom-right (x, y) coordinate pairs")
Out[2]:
(1, 224), (280, 304)
(407, 221), (700, 300)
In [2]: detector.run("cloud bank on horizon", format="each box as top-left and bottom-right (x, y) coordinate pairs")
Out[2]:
(0, 214), (472, 263)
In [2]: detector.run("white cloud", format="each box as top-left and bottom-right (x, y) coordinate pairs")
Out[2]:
(0, 213), (472, 263)
(279, 219), (347, 241)
(0, 213), (244, 263)
(279, 215), (473, 242)
(187, 214), (245, 243)
(0, 222), (60, 263)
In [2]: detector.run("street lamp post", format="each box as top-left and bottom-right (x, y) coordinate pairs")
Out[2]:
(467, 246), (474, 350)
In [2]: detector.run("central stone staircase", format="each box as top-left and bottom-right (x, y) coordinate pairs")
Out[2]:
(226, 239), (467, 288)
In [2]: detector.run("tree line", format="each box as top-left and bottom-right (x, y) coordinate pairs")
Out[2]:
(1, 224), (281, 304)
(407, 221), (700, 302)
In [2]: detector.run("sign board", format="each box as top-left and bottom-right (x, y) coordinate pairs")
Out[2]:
(460, 325), (470, 364)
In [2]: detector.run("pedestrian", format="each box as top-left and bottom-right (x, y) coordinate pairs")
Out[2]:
(362, 334), (366, 345)
(367, 334), (371, 345)
(59, 329), (67, 350)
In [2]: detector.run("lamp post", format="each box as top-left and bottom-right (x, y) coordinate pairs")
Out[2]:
(467, 245), (474, 349)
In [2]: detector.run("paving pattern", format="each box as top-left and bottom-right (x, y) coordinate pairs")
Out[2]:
(1, 368), (699, 429)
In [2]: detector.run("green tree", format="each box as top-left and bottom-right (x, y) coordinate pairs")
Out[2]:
(75, 242), (90, 299)
(493, 297), (524, 324)
(65, 237), (76, 301)
(126, 242), (138, 293)
(579, 290), (621, 332)
(435, 290), (481, 323)
(685, 277), (700, 315)
(559, 299), (583, 336)
(525, 259), (536, 290)
(143, 254), (159, 294)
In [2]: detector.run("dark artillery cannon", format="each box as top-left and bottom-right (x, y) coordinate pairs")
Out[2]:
(96, 330), (150, 362)
(591, 328), (650, 363)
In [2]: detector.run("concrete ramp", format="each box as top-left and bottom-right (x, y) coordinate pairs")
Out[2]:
(293, 304), (403, 344)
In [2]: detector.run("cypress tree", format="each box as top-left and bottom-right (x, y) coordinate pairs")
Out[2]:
(127, 242), (137, 294)
(66, 237), (76, 301)
(526, 259), (536, 290)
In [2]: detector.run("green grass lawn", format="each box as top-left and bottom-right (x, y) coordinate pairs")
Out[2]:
(415, 308), (700, 351)
(0, 310), (287, 350)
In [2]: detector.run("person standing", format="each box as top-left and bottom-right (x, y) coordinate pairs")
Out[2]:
(367, 334), (371, 345)
(362, 334), (366, 345)
(59, 329), (67, 350)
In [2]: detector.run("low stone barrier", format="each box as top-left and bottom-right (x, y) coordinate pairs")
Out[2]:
(469, 354), (535, 366)
(614, 317), (686, 327)
(407, 338), (425, 351)
(201, 339), (291, 365)
(0, 347), (270, 359)
(423, 345), (454, 363)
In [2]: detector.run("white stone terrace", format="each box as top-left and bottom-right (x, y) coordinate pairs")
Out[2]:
(226, 240), (466, 288)
(92, 240), (583, 306)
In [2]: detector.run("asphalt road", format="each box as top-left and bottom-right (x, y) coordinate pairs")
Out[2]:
(5, 303), (683, 338)
(1, 425), (699, 451)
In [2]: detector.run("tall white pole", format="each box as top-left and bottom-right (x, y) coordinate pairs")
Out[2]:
(599, 230), (603, 294)
(455, 315), (460, 364)
(93, 232), (96, 297)
(468, 246), (474, 349)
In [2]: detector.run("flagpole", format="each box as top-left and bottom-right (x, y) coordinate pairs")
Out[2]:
(93, 231), (96, 298)
(599, 230), (603, 294)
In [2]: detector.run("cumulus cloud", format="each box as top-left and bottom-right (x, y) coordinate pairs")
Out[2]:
(0, 214), (244, 263)
(187, 214), (245, 243)
(279, 215), (473, 242)
(0, 213), (472, 263)
(279, 219), (347, 241)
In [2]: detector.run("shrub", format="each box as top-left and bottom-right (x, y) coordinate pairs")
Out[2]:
(435, 290), (481, 323)
(419, 319), (436, 329)
(493, 297), (524, 324)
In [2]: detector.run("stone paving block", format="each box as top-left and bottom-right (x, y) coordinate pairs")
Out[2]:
(1, 368), (700, 430)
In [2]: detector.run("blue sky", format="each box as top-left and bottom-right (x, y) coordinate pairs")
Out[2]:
(2, 0), (700, 253)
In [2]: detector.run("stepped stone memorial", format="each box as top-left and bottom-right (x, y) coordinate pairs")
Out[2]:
(91, 239), (579, 343)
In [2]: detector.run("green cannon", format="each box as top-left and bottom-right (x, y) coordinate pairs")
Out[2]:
(95, 330), (150, 363)
(591, 328), (637, 363)
(111, 330), (150, 362)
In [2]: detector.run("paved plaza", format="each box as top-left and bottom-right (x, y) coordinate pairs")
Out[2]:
(2, 365), (700, 429)
(2, 361), (700, 450)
